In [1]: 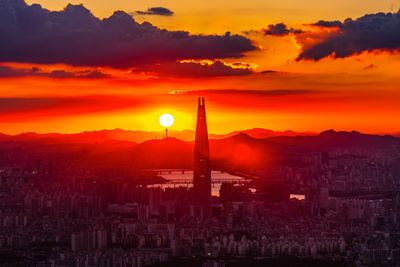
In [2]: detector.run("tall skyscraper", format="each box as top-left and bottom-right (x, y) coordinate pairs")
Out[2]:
(193, 97), (211, 207)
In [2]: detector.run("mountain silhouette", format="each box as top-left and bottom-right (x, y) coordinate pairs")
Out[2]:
(0, 129), (399, 171)
(268, 129), (399, 150)
(0, 128), (315, 143)
(131, 138), (192, 169)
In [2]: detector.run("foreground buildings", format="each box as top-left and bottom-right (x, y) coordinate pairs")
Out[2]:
(0, 98), (400, 266)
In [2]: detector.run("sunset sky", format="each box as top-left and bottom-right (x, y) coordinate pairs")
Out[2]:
(0, 0), (399, 135)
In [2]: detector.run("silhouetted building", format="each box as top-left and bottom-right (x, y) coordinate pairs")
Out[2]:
(193, 97), (211, 216)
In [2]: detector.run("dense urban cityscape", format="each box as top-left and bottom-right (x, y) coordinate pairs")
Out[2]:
(1, 2), (400, 266)
(0, 98), (399, 267)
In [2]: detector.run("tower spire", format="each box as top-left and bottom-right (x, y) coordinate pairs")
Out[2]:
(193, 97), (211, 213)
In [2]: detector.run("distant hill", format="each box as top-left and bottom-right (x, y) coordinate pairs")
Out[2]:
(268, 129), (400, 150)
(0, 128), (315, 143)
(0, 129), (399, 171)
(228, 128), (316, 139)
(131, 138), (192, 169)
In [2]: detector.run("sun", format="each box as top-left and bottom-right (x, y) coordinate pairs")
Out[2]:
(159, 113), (174, 128)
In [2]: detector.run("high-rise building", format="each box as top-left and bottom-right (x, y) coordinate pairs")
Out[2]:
(193, 97), (211, 210)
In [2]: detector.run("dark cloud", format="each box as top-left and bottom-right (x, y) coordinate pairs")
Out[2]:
(263, 23), (303, 36)
(311, 20), (343, 28)
(0, 65), (110, 79)
(363, 64), (377, 70)
(170, 89), (317, 96)
(0, 66), (34, 78)
(135, 7), (174, 16)
(0, 1), (255, 68)
(0, 98), (77, 114)
(137, 60), (253, 78)
(259, 70), (281, 74)
(49, 69), (110, 79)
(0, 96), (146, 118)
(298, 12), (400, 60)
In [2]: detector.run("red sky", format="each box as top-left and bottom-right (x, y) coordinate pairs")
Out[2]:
(0, 1), (399, 135)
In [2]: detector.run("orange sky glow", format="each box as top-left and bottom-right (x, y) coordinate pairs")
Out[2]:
(0, 0), (399, 135)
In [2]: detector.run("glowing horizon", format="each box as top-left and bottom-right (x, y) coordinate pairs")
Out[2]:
(0, 1), (399, 135)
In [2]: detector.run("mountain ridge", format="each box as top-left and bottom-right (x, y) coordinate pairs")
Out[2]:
(0, 128), (340, 144)
(0, 128), (398, 147)
(0, 129), (399, 170)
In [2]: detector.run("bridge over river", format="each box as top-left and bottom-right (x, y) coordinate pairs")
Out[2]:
(145, 169), (257, 195)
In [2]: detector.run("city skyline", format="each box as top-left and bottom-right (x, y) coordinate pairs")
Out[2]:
(1, 94), (399, 266)
(1, 1), (400, 267)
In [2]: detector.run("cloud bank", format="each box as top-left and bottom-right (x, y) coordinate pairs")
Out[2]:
(135, 7), (174, 16)
(298, 12), (400, 60)
(0, 0), (255, 68)
(0, 65), (110, 79)
(137, 60), (253, 78)
(0, 96), (143, 118)
(263, 23), (303, 36)
(170, 89), (317, 96)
